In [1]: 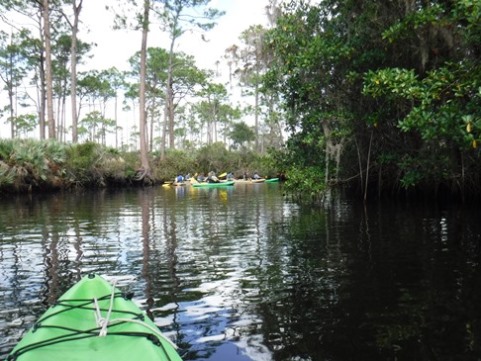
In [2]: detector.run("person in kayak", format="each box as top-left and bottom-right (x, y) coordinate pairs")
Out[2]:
(207, 171), (219, 183)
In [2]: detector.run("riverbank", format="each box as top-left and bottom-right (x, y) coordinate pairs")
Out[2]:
(0, 139), (278, 194)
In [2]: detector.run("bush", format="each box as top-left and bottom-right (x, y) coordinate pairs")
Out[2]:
(283, 166), (326, 201)
(0, 139), (69, 191)
(65, 142), (128, 187)
(0, 139), (15, 162)
(152, 149), (196, 181)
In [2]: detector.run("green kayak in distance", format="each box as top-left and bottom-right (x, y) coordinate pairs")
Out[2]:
(265, 178), (279, 183)
(7, 274), (183, 361)
(191, 180), (235, 188)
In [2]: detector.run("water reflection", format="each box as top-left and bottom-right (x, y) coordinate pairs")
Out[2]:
(0, 187), (480, 360)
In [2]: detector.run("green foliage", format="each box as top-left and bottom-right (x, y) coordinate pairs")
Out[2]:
(66, 142), (98, 170)
(382, 4), (445, 43)
(364, 62), (481, 144)
(0, 161), (14, 187)
(151, 145), (275, 181)
(13, 114), (37, 136)
(363, 68), (421, 100)
(0, 139), (68, 190)
(0, 138), (281, 192)
(195, 142), (236, 174)
(44, 140), (68, 165)
(65, 142), (128, 187)
(9, 140), (67, 181)
(283, 166), (326, 201)
(152, 149), (197, 181)
(77, 70), (116, 101)
(0, 139), (15, 162)
(79, 111), (116, 143)
(229, 122), (255, 149)
(397, 150), (459, 190)
(263, 0), (481, 198)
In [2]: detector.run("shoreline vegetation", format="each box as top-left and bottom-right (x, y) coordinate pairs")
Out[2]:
(0, 138), (477, 204)
(2, 2), (481, 204)
(0, 139), (280, 195)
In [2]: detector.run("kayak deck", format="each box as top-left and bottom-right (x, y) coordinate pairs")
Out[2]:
(7, 274), (182, 361)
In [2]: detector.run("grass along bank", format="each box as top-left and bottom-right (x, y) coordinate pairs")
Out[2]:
(0, 139), (279, 194)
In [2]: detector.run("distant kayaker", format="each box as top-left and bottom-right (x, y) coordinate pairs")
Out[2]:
(207, 171), (219, 183)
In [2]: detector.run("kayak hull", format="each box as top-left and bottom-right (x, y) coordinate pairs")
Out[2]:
(191, 180), (234, 188)
(7, 274), (182, 361)
(234, 179), (264, 183)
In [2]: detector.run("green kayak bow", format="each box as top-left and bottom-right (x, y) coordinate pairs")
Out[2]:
(7, 274), (183, 361)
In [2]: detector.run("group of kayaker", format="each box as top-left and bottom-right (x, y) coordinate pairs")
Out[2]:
(243, 171), (261, 180)
(174, 170), (262, 184)
(174, 171), (220, 184)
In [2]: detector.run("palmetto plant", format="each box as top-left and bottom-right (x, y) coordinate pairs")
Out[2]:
(0, 161), (15, 187)
(0, 139), (68, 188)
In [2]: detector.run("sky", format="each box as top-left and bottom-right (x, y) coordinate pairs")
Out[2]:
(0, 0), (271, 141)
(80, 0), (270, 74)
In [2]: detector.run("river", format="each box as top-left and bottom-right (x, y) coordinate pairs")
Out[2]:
(0, 183), (480, 361)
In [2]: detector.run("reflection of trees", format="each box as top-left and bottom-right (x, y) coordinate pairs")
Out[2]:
(248, 200), (481, 360)
(1, 186), (481, 360)
(252, 206), (345, 360)
(139, 189), (153, 304)
(44, 230), (60, 305)
(164, 199), (182, 344)
(136, 188), (186, 351)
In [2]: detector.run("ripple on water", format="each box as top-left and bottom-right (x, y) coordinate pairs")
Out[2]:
(1, 189), (481, 361)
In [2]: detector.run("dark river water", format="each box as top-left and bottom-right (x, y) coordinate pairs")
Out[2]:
(1, 183), (480, 361)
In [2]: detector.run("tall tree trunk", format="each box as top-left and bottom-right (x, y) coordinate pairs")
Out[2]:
(38, 65), (46, 139)
(150, 106), (154, 152)
(161, 109), (167, 160)
(115, 94), (118, 148)
(70, 0), (83, 143)
(37, 14), (46, 139)
(7, 46), (15, 138)
(213, 101), (218, 143)
(166, 44), (175, 149)
(138, 0), (151, 180)
(42, 0), (56, 139)
(254, 74), (259, 151)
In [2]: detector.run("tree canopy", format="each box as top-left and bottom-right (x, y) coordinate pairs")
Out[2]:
(262, 0), (481, 200)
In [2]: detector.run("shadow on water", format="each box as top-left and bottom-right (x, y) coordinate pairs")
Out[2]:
(0, 186), (480, 360)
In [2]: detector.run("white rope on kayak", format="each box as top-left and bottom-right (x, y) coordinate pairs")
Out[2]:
(94, 279), (117, 337)
(92, 279), (178, 349)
